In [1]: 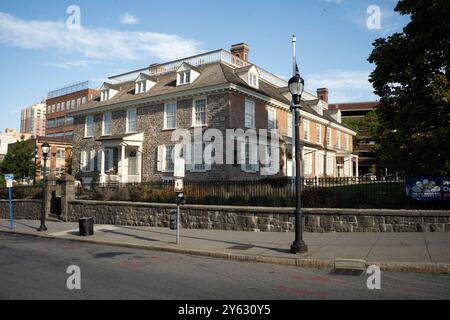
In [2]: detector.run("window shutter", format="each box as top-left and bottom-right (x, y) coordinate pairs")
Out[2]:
(80, 151), (86, 172)
(157, 145), (164, 172)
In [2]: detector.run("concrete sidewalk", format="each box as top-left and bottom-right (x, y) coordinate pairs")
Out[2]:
(1, 219), (449, 273)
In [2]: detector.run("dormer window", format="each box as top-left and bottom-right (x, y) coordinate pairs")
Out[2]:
(101, 90), (109, 102)
(178, 71), (191, 85)
(176, 63), (200, 86)
(136, 81), (147, 94)
(249, 72), (259, 88)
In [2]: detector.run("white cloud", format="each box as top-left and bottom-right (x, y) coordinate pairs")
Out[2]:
(0, 12), (202, 62)
(120, 13), (139, 25)
(305, 69), (378, 103)
(45, 59), (104, 69)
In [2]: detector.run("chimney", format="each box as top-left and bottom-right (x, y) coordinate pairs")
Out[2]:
(230, 43), (250, 62)
(317, 88), (329, 103)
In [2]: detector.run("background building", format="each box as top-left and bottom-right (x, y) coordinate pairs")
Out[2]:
(45, 81), (99, 140)
(328, 101), (388, 177)
(20, 102), (46, 138)
(0, 128), (31, 161)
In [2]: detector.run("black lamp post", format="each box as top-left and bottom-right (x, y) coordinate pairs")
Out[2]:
(288, 72), (308, 254)
(38, 142), (50, 232)
(33, 146), (38, 186)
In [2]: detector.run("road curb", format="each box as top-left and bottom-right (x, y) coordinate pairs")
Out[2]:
(1, 229), (449, 274)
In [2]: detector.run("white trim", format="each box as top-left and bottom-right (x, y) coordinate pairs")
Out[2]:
(192, 96), (208, 127)
(267, 107), (276, 131)
(102, 112), (112, 136)
(164, 102), (177, 130)
(244, 99), (255, 128)
(85, 115), (94, 138)
(126, 108), (137, 133)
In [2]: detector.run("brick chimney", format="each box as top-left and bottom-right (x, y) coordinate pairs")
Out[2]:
(317, 88), (329, 103)
(230, 43), (250, 62)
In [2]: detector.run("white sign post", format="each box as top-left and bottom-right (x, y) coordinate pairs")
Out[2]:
(173, 158), (185, 245)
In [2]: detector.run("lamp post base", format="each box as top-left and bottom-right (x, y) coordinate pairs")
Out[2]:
(290, 240), (308, 254)
(37, 225), (48, 232)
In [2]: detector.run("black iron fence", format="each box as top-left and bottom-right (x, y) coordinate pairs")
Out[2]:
(0, 185), (43, 200)
(76, 177), (450, 210)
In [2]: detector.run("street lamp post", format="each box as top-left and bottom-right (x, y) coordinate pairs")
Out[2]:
(288, 72), (308, 254)
(33, 146), (38, 186)
(38, 142), (50, 232)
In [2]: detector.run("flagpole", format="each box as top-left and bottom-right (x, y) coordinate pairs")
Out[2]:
(291, 34), (297, 178)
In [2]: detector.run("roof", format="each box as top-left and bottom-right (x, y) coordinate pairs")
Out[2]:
(69, 61), (353, 132)
(328, 101), (379, 111)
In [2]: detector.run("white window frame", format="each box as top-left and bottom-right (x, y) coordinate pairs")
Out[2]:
(178, 71), (191, 85)
(248, 72), (259, 88)
(244, 100), (255, 128)
(191, 142), (206, 172)
(192, 97), (207, 127)
(103, 112), (112, 136)
(326, 155), (334, 175)
(85, 115), (94, 138)
(164, 102), (177, 130)
(126, 108), (137, 133)
(243, 139), (259, 173)
(267, 107), (276, 131)
(336, 131), (341, 149)
(304, 151), (313, 175)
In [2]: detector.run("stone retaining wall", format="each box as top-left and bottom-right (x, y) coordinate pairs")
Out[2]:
(0, 200), (42, 220)
(67, 201), (450, 233)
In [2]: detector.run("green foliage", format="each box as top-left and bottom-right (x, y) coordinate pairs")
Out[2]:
(0, 138), (35, 181)
(368, 0), (450, 175)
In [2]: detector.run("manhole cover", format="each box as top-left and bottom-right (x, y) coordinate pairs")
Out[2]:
(227, 244), (254, 251)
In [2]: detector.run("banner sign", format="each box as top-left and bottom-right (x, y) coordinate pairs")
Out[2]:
(406, 177), (450, 201)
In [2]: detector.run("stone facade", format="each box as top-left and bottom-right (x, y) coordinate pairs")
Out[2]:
(0, 200), (41, 220)
(66, 200), (450, 233)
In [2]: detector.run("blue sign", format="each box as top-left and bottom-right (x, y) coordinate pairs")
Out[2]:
(5, 174), (14, 181)
(406, 177), (450, 201)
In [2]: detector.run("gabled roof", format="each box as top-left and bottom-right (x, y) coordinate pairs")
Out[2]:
(176, 62), (201, 73)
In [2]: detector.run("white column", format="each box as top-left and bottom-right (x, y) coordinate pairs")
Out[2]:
(100, 148), (105, 184)
(355, 155), (359, 177)
(137, 147), (142, 183)
(120, 144), (126, 183)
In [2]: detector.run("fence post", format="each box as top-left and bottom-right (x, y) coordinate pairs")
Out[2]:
(61, 175), (75, 222)
(45, 176), (58, 218)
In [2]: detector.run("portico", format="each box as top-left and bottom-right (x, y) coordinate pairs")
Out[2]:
(96, 133), (144, 184)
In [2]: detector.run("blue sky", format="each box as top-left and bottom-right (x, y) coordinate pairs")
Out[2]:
(0, 0), (409, 131)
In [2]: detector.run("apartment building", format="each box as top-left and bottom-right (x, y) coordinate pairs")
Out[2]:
(45, 81), (99, 140)
(0, 128), (31, 161)
(69, 44), (357, 184)
(20, 102), (46, 138)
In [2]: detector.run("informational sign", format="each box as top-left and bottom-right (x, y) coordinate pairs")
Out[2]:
(5, 174), (13, 188)
(174, 178), (184, 193)
(174, 158), (185, 178)
(4, 174), (14, 229)
(406, 177), (450, 201)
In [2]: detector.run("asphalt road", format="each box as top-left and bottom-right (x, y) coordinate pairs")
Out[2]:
(1, 233), (450, 300)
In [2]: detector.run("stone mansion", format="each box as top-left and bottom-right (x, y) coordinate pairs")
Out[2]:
(69, 43), (358, 184)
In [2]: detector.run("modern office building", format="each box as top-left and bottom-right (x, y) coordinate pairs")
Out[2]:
(45, 81), (99, 140)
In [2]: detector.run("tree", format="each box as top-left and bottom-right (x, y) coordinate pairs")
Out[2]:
(0, 138), (35, 180)
(368, 0), (450, 175)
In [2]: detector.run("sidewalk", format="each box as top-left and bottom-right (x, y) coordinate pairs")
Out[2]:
(1, 219), (449, 273)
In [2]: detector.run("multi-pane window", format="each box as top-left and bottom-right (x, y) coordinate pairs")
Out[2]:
(303, 119), (310, 141)
(249, 73), (258, 87)
(136, 81), (147, 94)
(47, 119), (55, 128)
(77, 98), (81, 108)
(103, 112), (112, 135)
(66, 116), (74, 125)
(327, 156), (334, 175)
(267, 108), (276, 131)
(316, 153), (324, 176)
(165, 145), (175, 172)
(61, 102), (65, 111)
(56, 117), (65, 127)
(326, 128), (332, 147)
(244, 100), (255, 128)
(85, 115), (94, 137)
(67, 100), (71, 109)
(287, 113), (293, 137)
(304, 152), (313, 175)
(82, 96), (87, 105)
(179, 71), (191, 85)
(193, 98), (207, 126)
(127, 109), (137, 133)
(56, 149), (65, 159)
(57, 103), (61, 112)
(72, 99), (76, 109)
(316, 123), (321, 144)
(192, 142), (205, 171)
(104, 148), (114, 172)
(52, 104), (56, 113)
(244, 139), (258, 172)
(164, 103), (177, 129)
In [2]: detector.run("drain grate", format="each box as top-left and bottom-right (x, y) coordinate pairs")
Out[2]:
(227, 244), (254, 251)
(329, 269), (364, 276)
